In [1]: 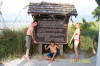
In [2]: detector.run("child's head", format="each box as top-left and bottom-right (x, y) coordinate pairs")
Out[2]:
(50, 40), (55, 46)
(76, 23), (80, 29)
(32, 20), (38, 27)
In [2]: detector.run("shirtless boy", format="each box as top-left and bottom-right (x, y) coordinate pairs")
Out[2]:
(24, 20), (38, 60)
(45, 40), (61, 62)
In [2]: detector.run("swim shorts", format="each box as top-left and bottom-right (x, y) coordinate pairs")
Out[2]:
(25, 35), (32, 49)
(47, 52), (58, 58)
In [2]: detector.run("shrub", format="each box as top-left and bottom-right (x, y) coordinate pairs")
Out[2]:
(0, 29), (27, 60)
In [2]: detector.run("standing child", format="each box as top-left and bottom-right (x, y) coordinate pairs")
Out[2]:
(24, 20), (38, 60)
(70, 18), (81, 62)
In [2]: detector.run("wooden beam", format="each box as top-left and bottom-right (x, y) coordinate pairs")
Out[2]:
(59, 45), (63, 55)
(38, 44), (42, 54)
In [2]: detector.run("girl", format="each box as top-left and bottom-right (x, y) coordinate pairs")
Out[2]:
(70, 19), (81, 62)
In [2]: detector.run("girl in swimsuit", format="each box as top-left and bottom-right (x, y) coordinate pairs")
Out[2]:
(70, 19), (81, 62)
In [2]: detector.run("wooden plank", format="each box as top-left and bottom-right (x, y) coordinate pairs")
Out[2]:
(28, 2), (77, 15)
(35, 18), (68, 44)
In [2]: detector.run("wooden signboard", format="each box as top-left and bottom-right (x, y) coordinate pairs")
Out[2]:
(35, 19), (68, 44)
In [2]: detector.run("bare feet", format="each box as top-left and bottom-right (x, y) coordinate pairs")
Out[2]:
(49, 60), (53, 63)
(54, 59), (59, 62)
(74, 56), (79, 62)
(49, 58), (53, 63)
(24, 55), (30, 61)
(49, 58), (59, 63)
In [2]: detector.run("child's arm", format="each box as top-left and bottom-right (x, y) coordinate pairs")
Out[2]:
(70, 30), (77, 44)
(45, 45), (50, 50)
(56, 44), (61, 50)
(70, 18), (76, 26)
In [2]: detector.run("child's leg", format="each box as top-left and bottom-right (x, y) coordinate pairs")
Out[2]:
(46, 57), (51, 60)
(25, 49), (30, 60)
(25, 36), (31, 61)
(53, 58), (59, 62)
(49, 52), (57, 62)
(46, 53), (53, 61)
(74, 40), (79, 62)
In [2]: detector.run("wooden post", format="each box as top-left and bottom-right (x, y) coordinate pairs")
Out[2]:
(38, 44), (42, 54)
(59, 45), (63, 55)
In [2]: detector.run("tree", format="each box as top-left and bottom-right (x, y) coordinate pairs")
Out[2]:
(96, 0), (100, 6)
(92, 0), (100, 21)
(92, 6), (100, 21)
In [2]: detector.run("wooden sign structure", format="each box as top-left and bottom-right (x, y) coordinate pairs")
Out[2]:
(35, 17), (67, 44)
(28, 2), (77, 54)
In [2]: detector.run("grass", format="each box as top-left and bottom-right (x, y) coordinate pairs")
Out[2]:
(0, 28), (27, 61)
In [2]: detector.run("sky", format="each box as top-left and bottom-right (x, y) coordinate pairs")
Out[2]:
(0, 0), (98, 22)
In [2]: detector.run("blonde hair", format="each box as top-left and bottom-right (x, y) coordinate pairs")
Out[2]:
(76, 23), (81, 31)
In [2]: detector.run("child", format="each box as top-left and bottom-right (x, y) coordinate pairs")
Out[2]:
(24, 20), (38, 60)
(45, 40), (61, 62)
(70, 18), (81, 62)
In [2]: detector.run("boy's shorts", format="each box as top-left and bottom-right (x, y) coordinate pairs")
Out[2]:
(25, 35), (32, 49)
(47, 52), (58, 58)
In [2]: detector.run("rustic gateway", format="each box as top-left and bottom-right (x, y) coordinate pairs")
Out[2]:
(28, 2), (77, 44)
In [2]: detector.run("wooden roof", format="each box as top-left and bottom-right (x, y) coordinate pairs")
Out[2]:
(28, 2), (77, 15)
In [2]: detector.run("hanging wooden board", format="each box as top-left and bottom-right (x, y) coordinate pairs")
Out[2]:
(35, 18), (68, 44)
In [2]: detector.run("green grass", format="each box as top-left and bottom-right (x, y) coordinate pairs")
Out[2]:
(0, 28), (27, 61)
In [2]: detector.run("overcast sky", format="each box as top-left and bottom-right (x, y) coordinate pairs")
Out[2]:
(0, 0), (98, 22)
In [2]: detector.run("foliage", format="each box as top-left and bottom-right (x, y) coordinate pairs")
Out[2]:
(92, 0), (100, 21)
(96, 0), (100, 6)
(92, 6), (100, 21)
(0, 29), (27, 61)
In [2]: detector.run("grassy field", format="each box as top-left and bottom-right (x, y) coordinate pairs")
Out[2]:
(0, 22), (99, 61)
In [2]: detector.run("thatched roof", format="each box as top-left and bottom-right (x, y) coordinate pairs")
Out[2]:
(28, 2), (77, 15)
